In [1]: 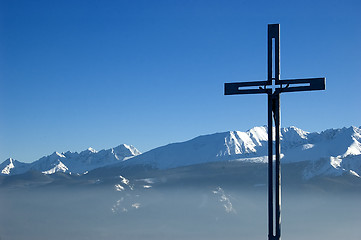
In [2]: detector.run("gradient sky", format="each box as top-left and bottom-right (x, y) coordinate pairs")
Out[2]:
(1, 0), (360, 163)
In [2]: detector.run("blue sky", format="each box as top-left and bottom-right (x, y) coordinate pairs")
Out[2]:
(1, 0), (360, 162)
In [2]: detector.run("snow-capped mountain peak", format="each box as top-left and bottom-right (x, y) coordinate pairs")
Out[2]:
(1, 144), (141, 176)
(54, 152), (66, 158)
(248, 126), (268, 145)
(1, 126), (360, 181)
(112, 144), (141, 161)
(87, 147), (97, 153)
(0, 158), (30, 175)
(1, 158), (15, 175)
(124, 126), (361, 180)
(42, 160), (69, 175)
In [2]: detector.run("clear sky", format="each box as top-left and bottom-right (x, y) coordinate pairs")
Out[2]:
(0, 0), (360, 163)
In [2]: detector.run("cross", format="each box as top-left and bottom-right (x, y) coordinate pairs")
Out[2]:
(224, 24), (325, 240)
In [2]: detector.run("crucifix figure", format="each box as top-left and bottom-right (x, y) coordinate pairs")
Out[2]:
(224, 24), (325, 240)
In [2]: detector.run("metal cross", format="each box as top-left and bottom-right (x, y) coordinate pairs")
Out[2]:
(224, 24), (325, 240)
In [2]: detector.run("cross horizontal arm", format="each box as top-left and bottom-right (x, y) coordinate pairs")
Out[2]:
(224, 81), (271, 95)
(224, 77), (325, 96)
(275, 77), (326, 94)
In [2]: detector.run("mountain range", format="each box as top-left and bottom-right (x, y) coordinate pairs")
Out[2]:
(1, 144), (141, 176)
(1, 126), (361, 181)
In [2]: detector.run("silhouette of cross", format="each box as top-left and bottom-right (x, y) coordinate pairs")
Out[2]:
(224, 24), (325, 240)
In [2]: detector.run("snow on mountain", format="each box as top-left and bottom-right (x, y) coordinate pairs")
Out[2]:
(123, 126), (307, 169)
(0, 158), (29, 175)
(280, 126), (361, 178)
(42, 160), (69, 175)
(125, 126), (361, 179)
(0, 144), (141, 176)
(124, 127), (269, 170)
(1, 126), (360, 180)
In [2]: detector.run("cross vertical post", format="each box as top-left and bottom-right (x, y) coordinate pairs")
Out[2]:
(267, 93), (274, 239)
(224, 24), (325, 240)
(268, 24), (281, 240)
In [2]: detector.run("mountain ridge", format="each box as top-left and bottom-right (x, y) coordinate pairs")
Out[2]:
(1, 144), (141, 176)
(1, 126), (360, 180)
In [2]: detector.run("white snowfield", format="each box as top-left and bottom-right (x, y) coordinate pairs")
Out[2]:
(1, 126), (360, 180)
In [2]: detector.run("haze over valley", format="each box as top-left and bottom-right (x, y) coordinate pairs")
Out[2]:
(0, 125), (360, 240)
